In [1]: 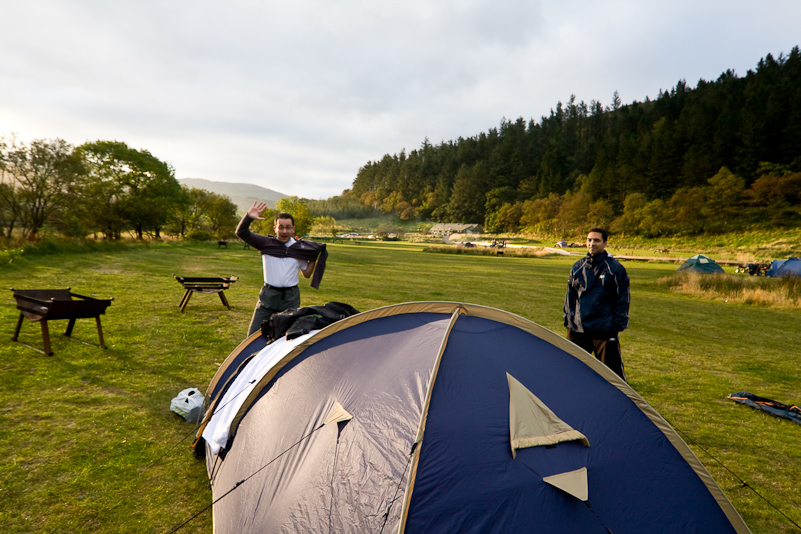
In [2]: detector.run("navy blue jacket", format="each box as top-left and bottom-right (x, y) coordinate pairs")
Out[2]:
(564, 250), (630, 336)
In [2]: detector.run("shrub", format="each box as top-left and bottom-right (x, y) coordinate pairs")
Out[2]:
(185, 230), (214, 241)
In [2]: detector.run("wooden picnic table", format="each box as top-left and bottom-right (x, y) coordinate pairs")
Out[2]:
(10, 288), (113, 356)
(173, 275), (238, 312)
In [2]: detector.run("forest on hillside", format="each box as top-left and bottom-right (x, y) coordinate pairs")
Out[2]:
(310, 47), (801, 236)
(3, 49), (800, 242)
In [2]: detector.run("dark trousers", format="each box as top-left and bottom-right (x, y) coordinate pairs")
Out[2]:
(567, 330), (627, 382)
(248, 285), (300, 336)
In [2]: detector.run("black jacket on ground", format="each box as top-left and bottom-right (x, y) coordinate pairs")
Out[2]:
(564, 251), (630, 337)
(262, 302), (360, 341)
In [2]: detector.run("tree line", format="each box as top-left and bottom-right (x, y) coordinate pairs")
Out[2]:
(0, 136), (335, 241)
(0, 138), (241, 241)
(338, 47), (801, 236)
(4, 48), (800, 241)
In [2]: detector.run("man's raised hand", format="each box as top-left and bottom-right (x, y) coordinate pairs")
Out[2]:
(247, 201), (268, 220)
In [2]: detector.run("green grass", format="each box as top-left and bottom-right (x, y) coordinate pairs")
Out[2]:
(1, 240), (800, 533)
(321, 224), (801, 262)
(578, 228), (801, 262)
(332, 216), (429, 235)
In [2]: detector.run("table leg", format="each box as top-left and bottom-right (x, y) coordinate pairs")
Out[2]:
(179, 289), (191, 309)
(12, 313), (24, 341)
(218, 291), (231, 310)
(180, 290), (192, 312)
(41, 320), (53, 356)
(96, 316), (106, 349)
(65, 317), (77, 337)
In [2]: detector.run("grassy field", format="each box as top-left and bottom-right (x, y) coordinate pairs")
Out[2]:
(1, 239), (800, 533)
(330, 221), (801, 261)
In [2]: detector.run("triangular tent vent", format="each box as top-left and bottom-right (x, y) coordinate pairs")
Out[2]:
(508, 372), (589, 458)
(543, 467), (589, 501)
(324, 401), (353, 426)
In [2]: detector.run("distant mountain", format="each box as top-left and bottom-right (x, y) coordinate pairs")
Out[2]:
(178, 178), (287, 213)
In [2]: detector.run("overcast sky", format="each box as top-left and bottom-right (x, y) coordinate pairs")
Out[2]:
(1, 1), (799, 199)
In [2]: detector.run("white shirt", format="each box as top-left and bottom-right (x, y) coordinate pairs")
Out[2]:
(262, 237), (309, 287)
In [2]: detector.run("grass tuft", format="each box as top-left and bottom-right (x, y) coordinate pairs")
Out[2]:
(658, 272), (801, 308)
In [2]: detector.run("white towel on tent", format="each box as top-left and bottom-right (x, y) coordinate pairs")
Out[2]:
(203, 331), (317, 456)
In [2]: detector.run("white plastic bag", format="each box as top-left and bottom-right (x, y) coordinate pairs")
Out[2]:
(170, 388), (205, 423)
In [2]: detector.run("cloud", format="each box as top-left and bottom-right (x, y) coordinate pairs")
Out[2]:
(2, 0), (799, 199)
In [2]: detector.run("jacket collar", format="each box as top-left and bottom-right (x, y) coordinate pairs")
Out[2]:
(586, 250), (609, 264)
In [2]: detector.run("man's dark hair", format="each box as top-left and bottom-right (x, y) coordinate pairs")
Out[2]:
(274, 212), (295, 225)
(588, 227), (608, 242)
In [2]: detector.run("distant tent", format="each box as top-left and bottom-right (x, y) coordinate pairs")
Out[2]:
(765, 260), (786, 277)
(768, 257), (801, 278)
(194, 302), (751, 534)
(678, 254), (725, 274)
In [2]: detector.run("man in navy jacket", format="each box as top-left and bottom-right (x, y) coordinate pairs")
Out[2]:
(564, 228), (630, 381)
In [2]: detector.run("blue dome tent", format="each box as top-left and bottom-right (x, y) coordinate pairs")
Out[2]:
(768, 257), (801, 278)
(194, 302), (751, 534)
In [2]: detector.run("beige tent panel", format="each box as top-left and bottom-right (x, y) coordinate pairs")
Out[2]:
(508, 373), (589, 458)
(543, 467), (589, 501)
(323, 401), (353, 426)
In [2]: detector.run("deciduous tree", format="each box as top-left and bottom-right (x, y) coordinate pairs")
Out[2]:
(1, 137), (83, 238)
(78, 141), (182, 239)
(702, 167), (745, 232)
(311, 216), (338, 237)
(276, 196), (312, 237)
(206, 193), (239, 239)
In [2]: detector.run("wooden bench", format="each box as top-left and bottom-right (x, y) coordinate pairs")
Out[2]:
(174, 275), (238, 312)
(11, 288), (113, 356)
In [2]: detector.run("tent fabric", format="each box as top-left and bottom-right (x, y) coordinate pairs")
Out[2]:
(766, 259), (786, 277)
(203, 332), (268, 409)
(322, 401), (353, 426)
(507, 372), (589, 458)
(770, 257), (801, 278)
(728, 392), (801, 425)
(198, 301), (751, 534)
(678, 254), (725, 273)
(194, 304), (358, 454)
(543, 466), (589, 501)
(200, 331), (316, 455)
(207, 309), (452, 532)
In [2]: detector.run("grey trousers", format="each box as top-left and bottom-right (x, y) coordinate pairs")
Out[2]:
(247, 284), (300, 336)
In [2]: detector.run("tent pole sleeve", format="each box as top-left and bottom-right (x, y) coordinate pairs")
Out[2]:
(397, 305), (464, 534)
